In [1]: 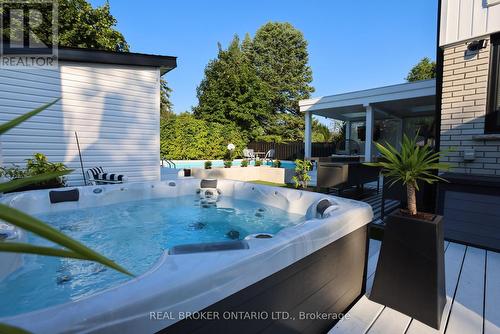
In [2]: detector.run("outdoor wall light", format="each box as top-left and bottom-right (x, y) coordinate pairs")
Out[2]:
(467, 39), (487, 51)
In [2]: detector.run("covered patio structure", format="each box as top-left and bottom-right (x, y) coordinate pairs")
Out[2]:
(300, 79), (437, 162)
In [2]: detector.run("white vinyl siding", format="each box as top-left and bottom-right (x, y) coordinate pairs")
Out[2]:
(0, 61), (161, 186)
(440, 0), (500, 46)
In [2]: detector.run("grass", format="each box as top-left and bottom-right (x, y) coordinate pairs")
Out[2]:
(247, 180), (329, 193)
(248, 180), (289, 187)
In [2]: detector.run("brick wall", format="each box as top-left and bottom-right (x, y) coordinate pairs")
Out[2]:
(440, 36), (500, 176)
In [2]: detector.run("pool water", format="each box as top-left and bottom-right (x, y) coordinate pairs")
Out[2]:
(166, 160), (297, 170)
(0, 196), (304, 317)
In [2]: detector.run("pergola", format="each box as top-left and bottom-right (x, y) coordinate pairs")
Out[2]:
(300, 79), (436, 162)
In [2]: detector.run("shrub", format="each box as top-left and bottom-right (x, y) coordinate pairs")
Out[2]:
(204, 161), (212, 169)
(255, 160), (262, 167)
(224, 160), (233, 168)
(160, 113), (248, 160)
(292, 159), (313, 188)
(0, 164), (27, 179)
(1, 153), (69, 187)
(241, 159), (249, 167)
(272, 160), (281, 168)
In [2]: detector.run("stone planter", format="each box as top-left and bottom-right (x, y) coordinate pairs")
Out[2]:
(191, 166), (285, 184)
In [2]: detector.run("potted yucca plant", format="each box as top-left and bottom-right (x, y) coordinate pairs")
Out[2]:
(365, 134), (449, 329)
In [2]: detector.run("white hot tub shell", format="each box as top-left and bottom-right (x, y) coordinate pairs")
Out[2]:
(0, 179), (373, 333)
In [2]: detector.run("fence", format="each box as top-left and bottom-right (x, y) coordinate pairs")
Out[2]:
(247, 142), (337, 161)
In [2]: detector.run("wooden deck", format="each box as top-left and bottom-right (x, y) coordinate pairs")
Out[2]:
(329, 239), (500, 334)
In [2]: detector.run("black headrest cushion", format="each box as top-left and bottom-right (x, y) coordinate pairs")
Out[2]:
(316, 199), (334, 216)
(49, 189), (80, 204)
(200, 179), (217, 188)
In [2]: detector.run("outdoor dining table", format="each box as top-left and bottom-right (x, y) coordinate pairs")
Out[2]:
(254, 151), (265, 159)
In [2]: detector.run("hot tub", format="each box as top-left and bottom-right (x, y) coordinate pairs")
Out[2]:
(0, 179), (372, 334)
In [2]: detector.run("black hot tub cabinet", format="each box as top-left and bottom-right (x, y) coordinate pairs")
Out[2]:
(161, 225), (368, 334)
(0, 179), (373, 334)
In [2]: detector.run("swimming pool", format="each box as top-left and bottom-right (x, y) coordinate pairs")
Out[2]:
(0, 179), (372, 333)
(163, 159), (297, 169)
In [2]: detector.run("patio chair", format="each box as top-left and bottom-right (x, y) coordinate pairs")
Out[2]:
(242, 148), (256, 160)
(86, 166), (127, 185)
(316, 161), (380, 195)
(263, 149), (275, 161)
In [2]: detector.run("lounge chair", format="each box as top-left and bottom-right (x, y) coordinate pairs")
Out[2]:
(87, 167), (127, 185)
(242, 148), (256, 160)
(263, 149), (275, 162)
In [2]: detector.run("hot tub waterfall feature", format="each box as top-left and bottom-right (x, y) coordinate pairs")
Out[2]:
(0, 179), (373, 334)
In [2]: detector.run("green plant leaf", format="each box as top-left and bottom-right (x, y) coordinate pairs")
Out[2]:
(0, 99), (60, 135)
(0, 204), (132, 276)
(0, 323), (31, 334)
(0, 243), (87, 260)
(0, 170), (72, 193)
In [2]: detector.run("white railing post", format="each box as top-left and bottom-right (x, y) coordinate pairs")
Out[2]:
(364, 104), (374, 162)
(304, 110), (312, 159)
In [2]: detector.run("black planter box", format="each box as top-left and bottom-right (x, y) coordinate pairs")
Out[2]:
(4, 182), (63, 193)
(369, 211), (446, 329)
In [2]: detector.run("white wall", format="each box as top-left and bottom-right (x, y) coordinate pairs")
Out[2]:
(0, 61), (161, 186)
(440, 0), (500, 46)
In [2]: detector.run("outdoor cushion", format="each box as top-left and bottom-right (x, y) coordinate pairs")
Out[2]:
(49, 189), (80, 204)
(95, 173), (126, 182)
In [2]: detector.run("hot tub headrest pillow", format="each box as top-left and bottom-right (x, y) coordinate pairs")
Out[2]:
(200, 179), (217, 189)
(49, 188), (80, 204)
(316, 198), (339, 218)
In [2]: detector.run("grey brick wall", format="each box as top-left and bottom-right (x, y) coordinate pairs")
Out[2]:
(440, 37), (500, 176)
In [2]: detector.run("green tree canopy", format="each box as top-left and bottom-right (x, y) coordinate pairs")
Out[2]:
(243, 22), (314, 141)
(312, 120), (332, 142)
(248, 22), (314, 115)
(406, 57), (436, 82)
(3, 0), (130, 51)
(193, 22), (314, 143)
(193, 35), (272, 140)
(56, 0), (129, 51)
(160, 78), (174, 119)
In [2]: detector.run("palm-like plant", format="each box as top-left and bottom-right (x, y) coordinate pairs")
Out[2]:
(365, 134), (450, 216)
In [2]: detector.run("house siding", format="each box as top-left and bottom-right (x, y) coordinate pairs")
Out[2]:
(440, 0), (500, 47)
(0, 61), (161, 186)
(440, 36), (500, 176)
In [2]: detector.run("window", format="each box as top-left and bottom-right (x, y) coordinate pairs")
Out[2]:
(486, 33), (500, 133)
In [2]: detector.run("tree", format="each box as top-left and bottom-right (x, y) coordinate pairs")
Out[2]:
(247, 22), (314, 141)
(312, 120), (332, 142)
(249, 22), (314, 115)
(406, 57), (436, 82)
(193, 35), (272, 140)
(160, 78), (174, 118)
(57, 0), (129, 51)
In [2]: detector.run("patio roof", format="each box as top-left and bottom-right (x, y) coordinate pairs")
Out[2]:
(299, 79), (436, 121)
(301, 79), (436, 161)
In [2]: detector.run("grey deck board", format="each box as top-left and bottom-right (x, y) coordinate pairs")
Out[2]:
(367, 307), (411, 334)
(446, 246), (486, 334)
(485, 251), (500, 334)
(406, 242), (466, 334)
(330, 242), (498, 334)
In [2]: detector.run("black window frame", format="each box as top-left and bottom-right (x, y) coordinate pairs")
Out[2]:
(485, 32), (500, 133)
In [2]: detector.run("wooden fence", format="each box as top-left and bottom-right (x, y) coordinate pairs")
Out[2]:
(247, 142), (337, 161)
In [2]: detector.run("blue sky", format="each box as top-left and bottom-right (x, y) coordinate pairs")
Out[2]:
(90, 0), (438, 115)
